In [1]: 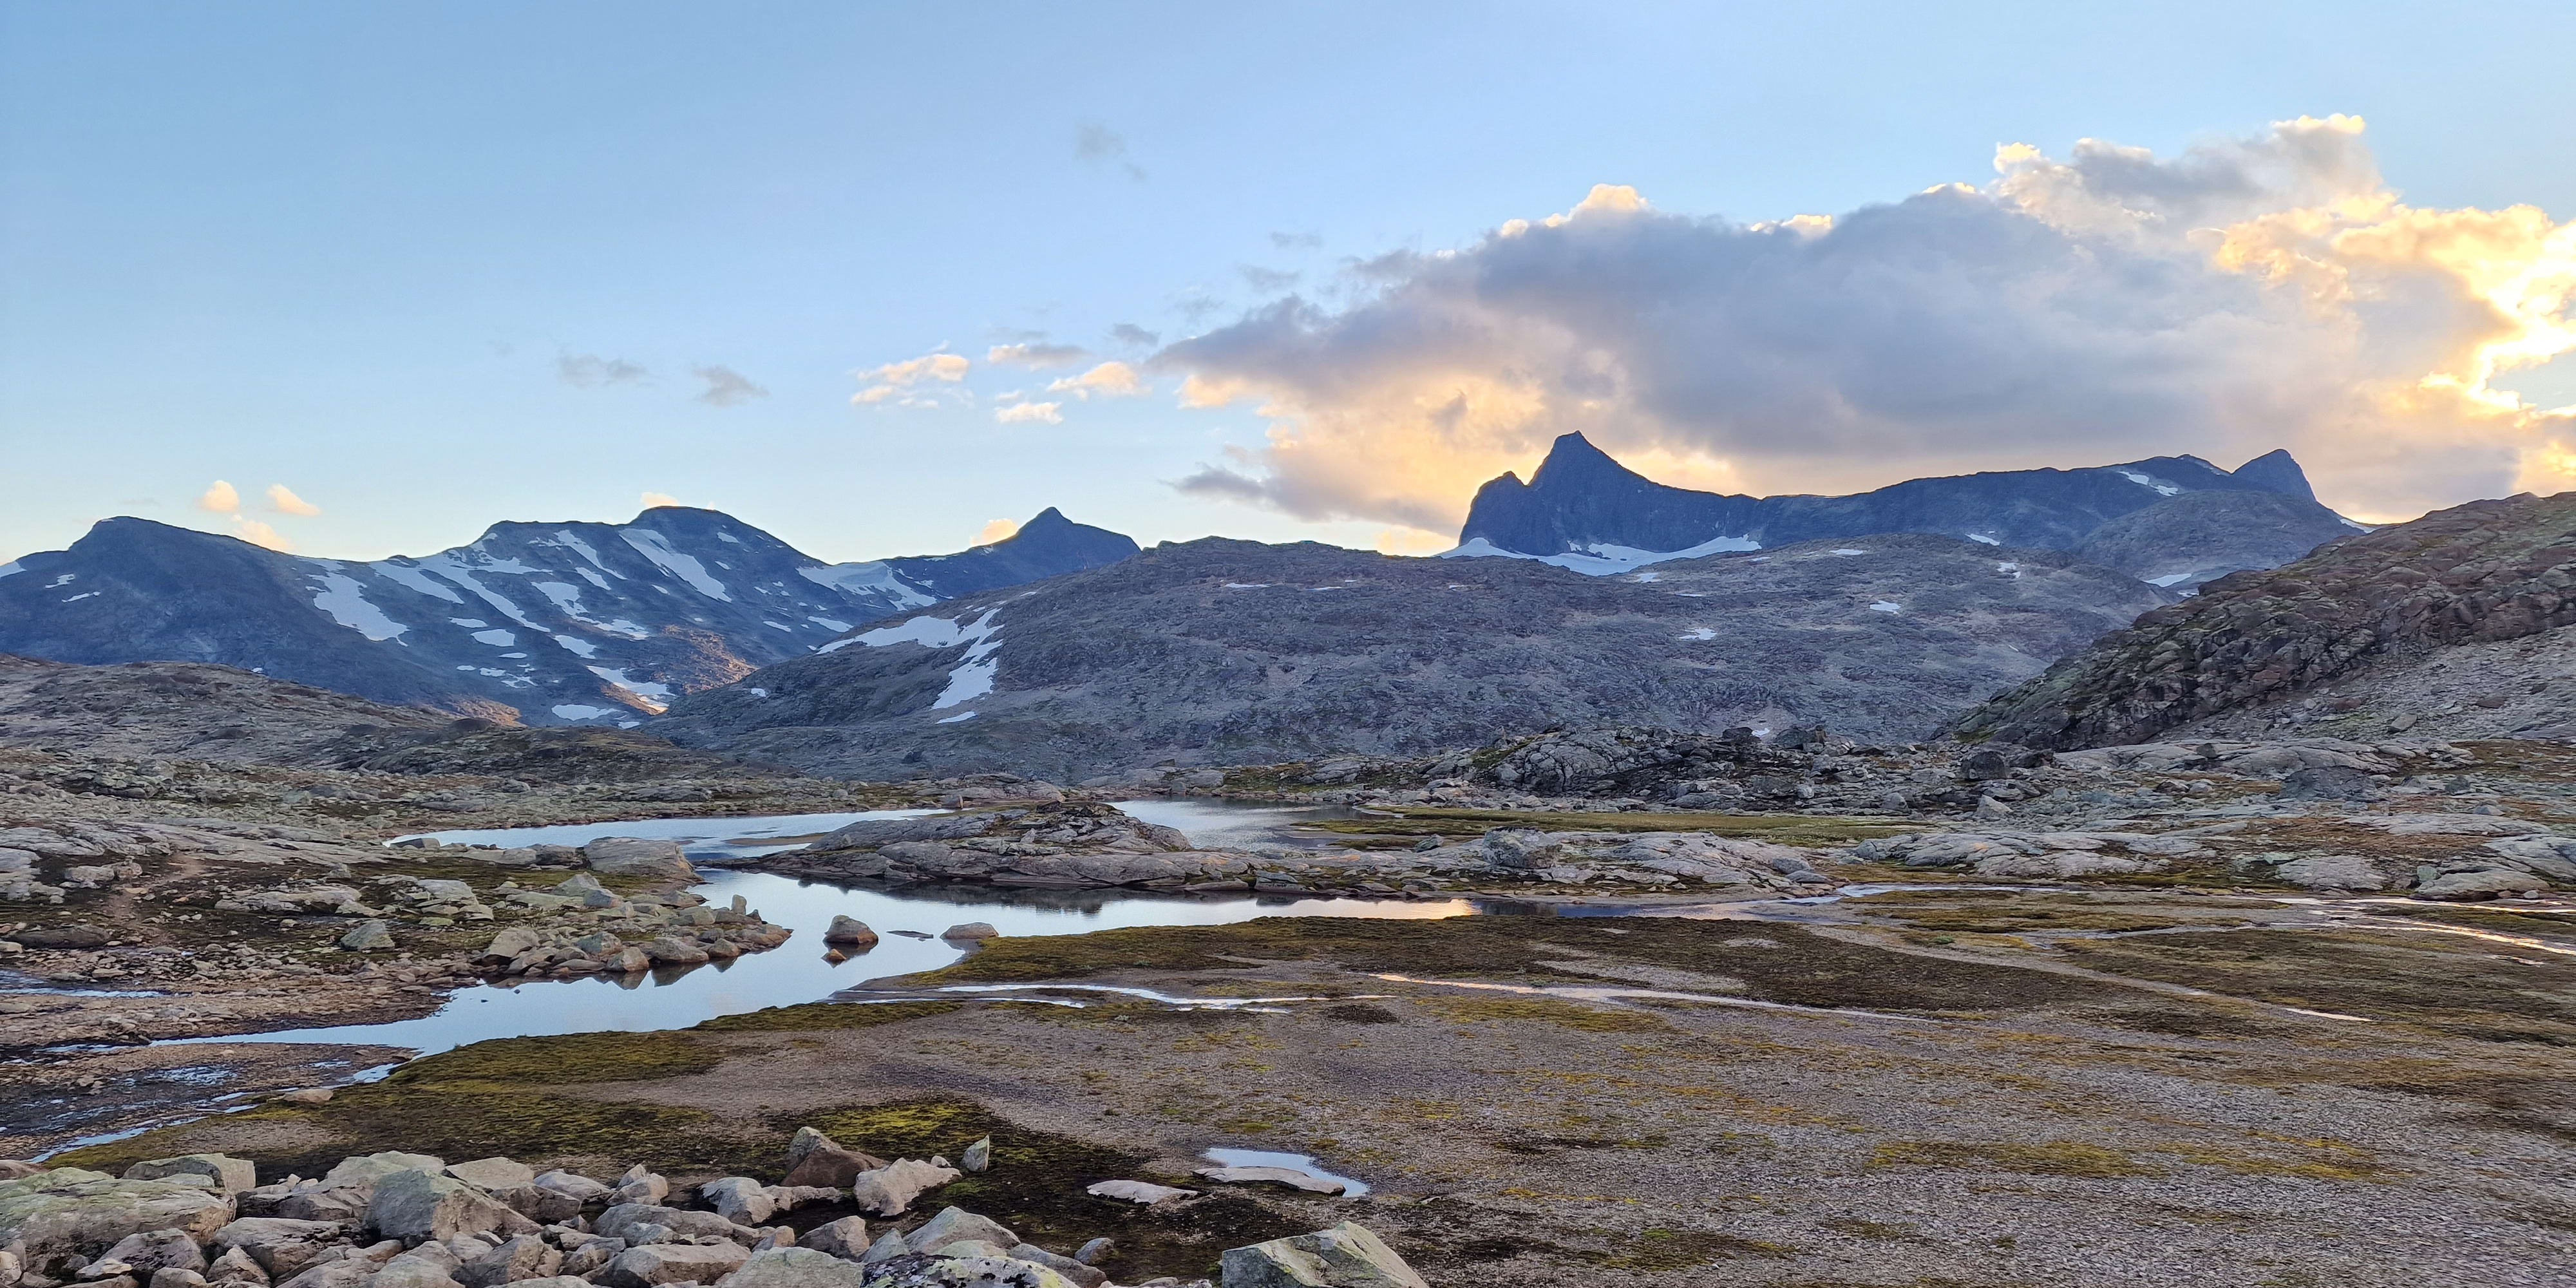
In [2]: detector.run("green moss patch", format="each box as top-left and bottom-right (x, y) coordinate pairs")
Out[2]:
(2057, 928), (2576, 1043)
(387, 1030), (724, 1086)
(909, 915), (2117, 1014)
(695, 1000), (961, 1032)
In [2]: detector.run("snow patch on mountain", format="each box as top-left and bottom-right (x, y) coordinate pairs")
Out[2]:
(308, 569), (408, 641)
(1439, 533), (1760, 575)
(620, 528), (732, 601)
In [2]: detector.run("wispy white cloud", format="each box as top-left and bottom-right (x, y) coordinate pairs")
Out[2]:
(694, 365), (768, 407)
(1155, 118), (2576, 527)
(1075, 122), (1146, 182)
(996, 401), (1064, 424)
(558, 353), (649, 388)
(987, 342), (1092, 368)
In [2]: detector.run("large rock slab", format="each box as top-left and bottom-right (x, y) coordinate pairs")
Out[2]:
(847, 1160), (959, 1218)
(363, 1170), (536, 1244)
(0, 1170), (232, 1273)
(580, 838), (696, 881)
(715, 1247), (870, 1288)
(596, 1242), (747, 1288)
(1219, 1222), (1426, 1288)
(124, 1156), (258, 1197)
(211, 1217), (348, 1277)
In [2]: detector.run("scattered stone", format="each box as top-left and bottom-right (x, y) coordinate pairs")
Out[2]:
(717, 1247), (867, 1288)
(798, 1217), (870, 1262)
(938, 923), (999, 942)
(362, 1171), (536, 1244)
(904, 1208), (1015, 1256)
(596, 1242), (746, 1288)
(335, 921), (395, 952)
(958, 1139), (990, 1175)
(847, 1161), (960, 1218)
(1082, 1180), (1194, 1206)
(821, 917), (878, 949)
(0, 1169), (234, 1272)
(122, 1157), (256, 1197)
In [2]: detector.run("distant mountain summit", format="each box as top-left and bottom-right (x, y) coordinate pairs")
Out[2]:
(1454, 433), (2356, 587)
(0, 506), (1135, 724)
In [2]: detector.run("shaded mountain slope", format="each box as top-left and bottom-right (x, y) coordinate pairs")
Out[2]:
(0, 506), (1134, 725)
(656, 533), (2169, 779)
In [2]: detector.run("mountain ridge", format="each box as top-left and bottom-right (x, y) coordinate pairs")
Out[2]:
(1455, 432), (2356, 586)
(0, 505), (1137, 726)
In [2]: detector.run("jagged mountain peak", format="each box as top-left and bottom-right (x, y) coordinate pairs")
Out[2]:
(1456, 438), (2351, 589)
(2228, 448), (2318, 503)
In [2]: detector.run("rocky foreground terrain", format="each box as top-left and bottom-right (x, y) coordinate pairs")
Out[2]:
(657, 532), (2168, 780)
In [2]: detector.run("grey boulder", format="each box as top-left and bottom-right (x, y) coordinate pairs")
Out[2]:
(362, 1171), (536, 1244)
(122, 1157), (258, 1197)
(711, 1247), (869, 1288)
(1219, 1222), (1426, 1288)
(0, 1170), (234, 1273)
(580, 838), (696, 882)
(596, 1242), (746, 1288)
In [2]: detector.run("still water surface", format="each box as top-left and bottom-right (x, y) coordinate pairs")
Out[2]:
(209, 804), (1465, 1055)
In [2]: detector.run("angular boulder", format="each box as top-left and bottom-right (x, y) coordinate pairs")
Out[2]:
(363, 1170), (536, 1244)
(713, 1247), (869, 1288)
(122, 1157), (258, 1197)
(904, 1208), (1015, 1256)
(799, 1216), (870, 1261)
(596, 1241), (746, 1288)
(0, 1170), (233, 1273)
(210, 1218), (348, 1278)
(580, 838), (696, 882)
(847, 1161), (959, 1218)
(1219, 1222), (1426, 1288)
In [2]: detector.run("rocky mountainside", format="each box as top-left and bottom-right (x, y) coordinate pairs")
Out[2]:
(0, 506), (1134, 726)
(0, 653), (809, 782)
(1953, 491), (2576, 749)
(1455, 433), (2358, 587)
(654, 532), (2170, 779)
(0, 654), (449, 763)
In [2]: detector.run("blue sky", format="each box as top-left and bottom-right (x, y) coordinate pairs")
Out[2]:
(6, 2), (2574, 565)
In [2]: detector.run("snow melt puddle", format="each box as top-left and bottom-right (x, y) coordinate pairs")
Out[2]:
(1366, 973), (1934, 1023)
(1202, 1148), (1372, 1197)
(1109, 798), (1369, 850)
(916, 983), (1403, 1012)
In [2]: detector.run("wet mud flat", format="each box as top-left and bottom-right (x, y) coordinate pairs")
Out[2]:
(50, 902), (2576, 1287)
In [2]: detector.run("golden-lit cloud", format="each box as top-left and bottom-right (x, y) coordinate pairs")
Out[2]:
(1046, 361), (1146, 399)
(265, 484), (321, 516)
(640, 491), (682, 509)
(232, 519), (292, 552)
(851, 351), (971, 406)
(976, 518), (1021, 544)
(1156, 117), (2576, 531)
(196, 480), (240, 514)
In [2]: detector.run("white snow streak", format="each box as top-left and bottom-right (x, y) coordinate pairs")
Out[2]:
(620, 529), (732, 600)
(1869, 601), (1902, 612)
(308, 568), (409, 641)
(2115, 469), (2184, 497)
(372, 561), (466, 603)
(1440, 534), (1761, 575)
(551, 634), (600, 658)
(471, 629), (516, 646)
(798, 561), (937, 609)
(552, 704), (614, 721)
(587, 665), (672, 712)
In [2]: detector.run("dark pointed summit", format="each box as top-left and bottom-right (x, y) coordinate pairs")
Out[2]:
(2229, 449), (2318, 504)
(884, 507), (1139, 598)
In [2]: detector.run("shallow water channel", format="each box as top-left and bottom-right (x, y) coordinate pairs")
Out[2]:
(202, 803), (1469, 1056)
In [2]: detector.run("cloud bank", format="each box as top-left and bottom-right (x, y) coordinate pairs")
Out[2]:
(1157, 117), (2576, 531)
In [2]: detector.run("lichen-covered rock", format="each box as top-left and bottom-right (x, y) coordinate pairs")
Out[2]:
(0, 1170), (233, 1273)
(123, 1157), (257, 1197)
(596, 1241), (747, 1288)
(579, 838), (696, 882)
(902, 1208), (1015, 1256)
(361, 1171), (535, 1244)
(847, 1161), (959, 1218)
(1218, 1222), (1426, 1288)
(716, 1247), (869, 1288)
